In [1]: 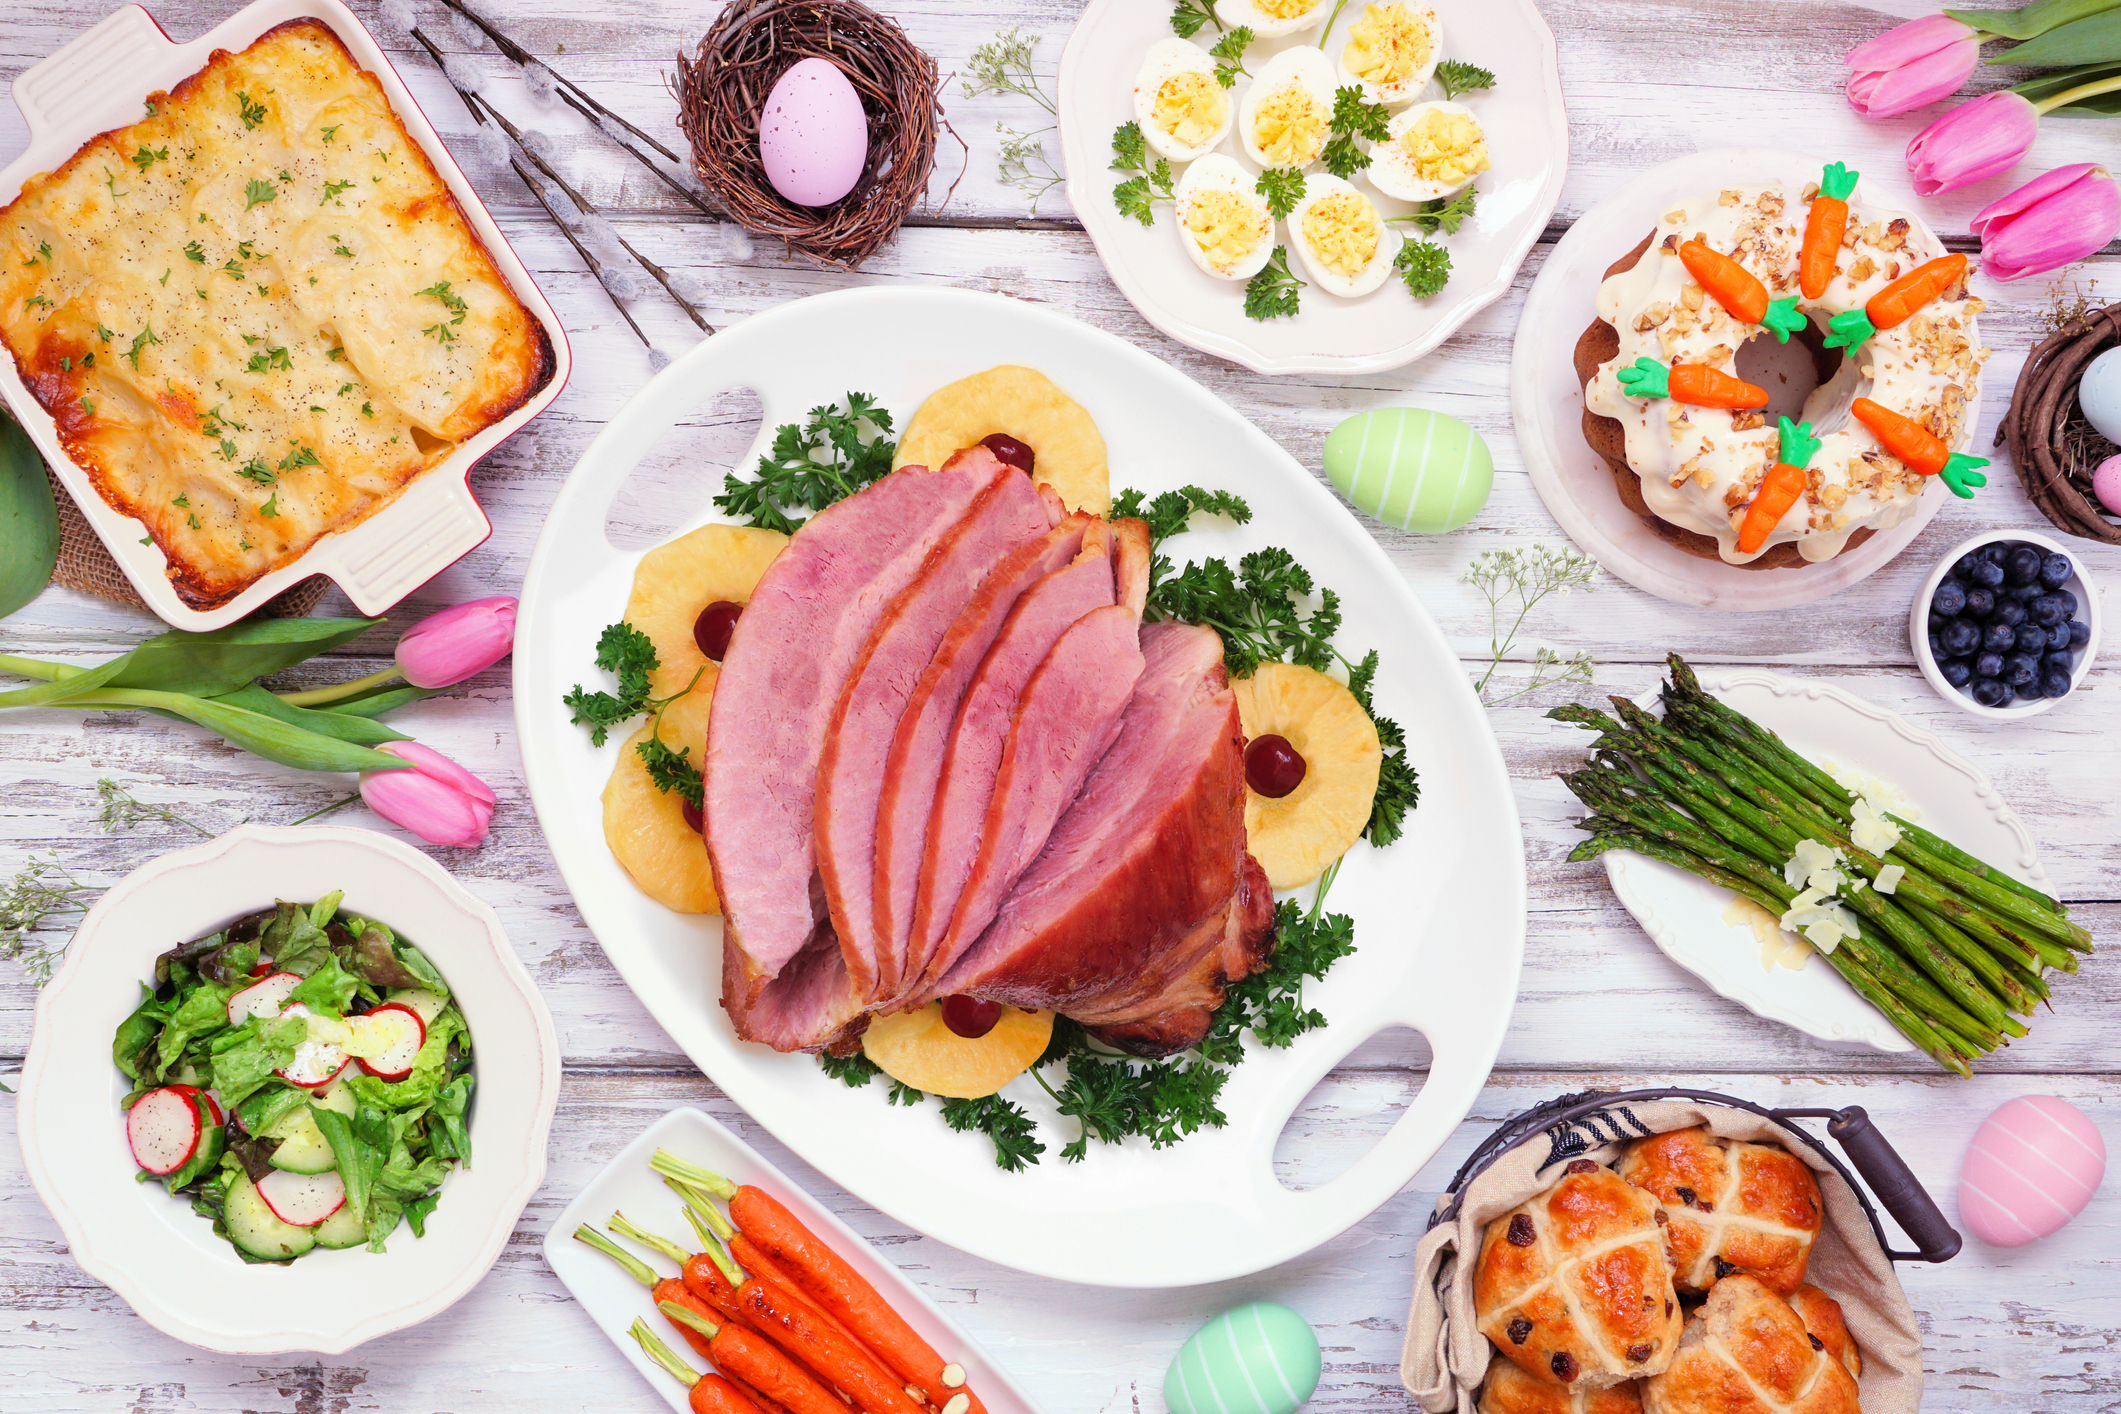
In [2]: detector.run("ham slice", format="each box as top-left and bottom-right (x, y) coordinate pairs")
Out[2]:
(906, 527), (1119, 997)
(922, 603), (1146, 1001)
(705, 450), (999, 1049)
(932, 622), (1274, 1056)
(1112, 517), (1151, 615)
(814, 463), (1051, 1001)
(870, 514), (1093, 1008)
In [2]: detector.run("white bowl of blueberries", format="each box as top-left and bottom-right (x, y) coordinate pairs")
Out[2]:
(1911, 529), (2100, 719)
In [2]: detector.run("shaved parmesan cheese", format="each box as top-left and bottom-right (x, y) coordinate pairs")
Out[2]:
(1874, 864), (1905, 894)
(1803, 919), (1847, 953)
(1849, 797), (1904, 855)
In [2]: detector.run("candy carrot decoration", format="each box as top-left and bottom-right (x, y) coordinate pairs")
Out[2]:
(1736, 417), (1821, 555)
(1850, 397), (1989, 498)
(1801, 162), (1859, 299)
(1678, 240), (1808, 342)
(1825, 253), (1968, 351)
(1616, 356), (1768, 408)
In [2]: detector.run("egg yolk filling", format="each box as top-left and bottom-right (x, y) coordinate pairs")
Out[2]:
(1154, 70), (1229, 147)
(1185, 190), (1267, 272)
(1344, 4), (1434, 84)
(1253, 87), (1329, 167)
(1301, 192), (1381, 278)
(1257, 0), (1325, 16)
(1396, 108), (1491, 185)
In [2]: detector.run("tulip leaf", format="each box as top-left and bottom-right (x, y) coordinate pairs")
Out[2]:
(318, 685), (442, 720)
(2009, 58), (2121, 109)
(68, 687), (413, 773)
(0, 412), (58, 621)
(0, 651), (132, 708)
(1984, 7), (2121, 63)
(212, 683), (411, 745)
(1952, 0), (2121, 40)
(103, 617), (381, 697)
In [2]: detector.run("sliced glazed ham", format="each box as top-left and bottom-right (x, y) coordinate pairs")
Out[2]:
(906, 525), (1119, 998)
(931, 622), (1274, 1056)
(1112, 517), (1151, 615)
(705, 449), (1002, 1049)
(814, 463), (1052, 1001)
(922, 602), (1146, 1001)
(870, 514), (1093, 1008)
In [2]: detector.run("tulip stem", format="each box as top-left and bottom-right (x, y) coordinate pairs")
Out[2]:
(279, 665), (403, 707)
(0, 654), (80, 682)
(2034, 74), (2121, 114)
(287, 792), (362, 826)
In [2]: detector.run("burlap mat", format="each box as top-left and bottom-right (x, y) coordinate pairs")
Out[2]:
(1402, 1096), (1924, 1414)
(44, 464), (327, 619)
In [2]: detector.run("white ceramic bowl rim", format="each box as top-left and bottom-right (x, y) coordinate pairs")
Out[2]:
(1907, 528), (2101, 722)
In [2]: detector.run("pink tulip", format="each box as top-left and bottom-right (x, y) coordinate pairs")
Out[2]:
(1904, 91), (2039, 197)
(394, 596), (517, 689)
(1846, 15), (1982, 117)
(360, 742), (496, 848)
(1972, 164), (2121, 282)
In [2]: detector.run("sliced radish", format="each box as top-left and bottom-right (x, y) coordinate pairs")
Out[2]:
(257, 1167), (347, 1227)
(227, 971), (301, 1026)
(126, 1087), (202, 1175)
(166, 1083), (224, 1126)
(350, 1003), (425, 1081)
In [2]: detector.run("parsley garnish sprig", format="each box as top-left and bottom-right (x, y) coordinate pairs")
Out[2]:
(1321, 86), (1391, 179)
(1256, 167), (1306, 220)
(1396, 238), (1451, 298)
(562, 622), (707, 806)
(1434, 60), (1497, 99)
(1208, 26), (1255, 87)
(1109, 122), (1176, 227)
(1243, 246), (1304, 322)
(1170, 0), (1222, 37)
(714, 392), (897, 534)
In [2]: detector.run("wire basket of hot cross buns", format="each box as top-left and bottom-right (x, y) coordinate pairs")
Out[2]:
(1400, 1087), (1963, 1414)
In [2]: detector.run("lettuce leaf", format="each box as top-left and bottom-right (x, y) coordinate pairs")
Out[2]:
(287, 955), (361, 1017)
(206, 1014), (305, 1107)
(155, 982), (233, 1081)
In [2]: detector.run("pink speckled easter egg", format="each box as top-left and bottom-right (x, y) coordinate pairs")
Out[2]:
(2093, 454), (2121, 517)
(757, 57), (868, 208)
(1958, 1095), (2106, 1248)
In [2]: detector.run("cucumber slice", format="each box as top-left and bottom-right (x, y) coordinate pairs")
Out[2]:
(386, 988), (449, 1026)
(311, 1202), (367, 1249)
(312, 1081), (357, 1118)
(268, 1126), (338, 1175)
(224, 1171), (316, 1261)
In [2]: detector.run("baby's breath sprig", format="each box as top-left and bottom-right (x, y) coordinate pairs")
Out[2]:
(1465, 543), (1599, 705)
(96, 777), (212, 835)
(967, 30), (1066, 216)
(0, 853), (98, 984)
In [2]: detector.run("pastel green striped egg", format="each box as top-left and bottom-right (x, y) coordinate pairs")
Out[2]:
(1323, 407), (1493, 534)
(1165, 1301), (1321, 1414)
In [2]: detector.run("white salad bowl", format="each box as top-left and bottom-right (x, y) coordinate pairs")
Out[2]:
(15, 823), (561, 1353)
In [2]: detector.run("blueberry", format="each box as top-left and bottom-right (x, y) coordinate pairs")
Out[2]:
(1928, 631), (1947, 660)
(2007, 581), (2045, 603)
(2046, 649), (2076, 675)
(2070, 619), (2092, 649)
(1970, 557), (2006, 590)
(1971, 677), (2014, 708)
(1932, 578), (1968, 617)
(1984, 621), (2019, 653)
(2047, 622), (2074, 652)
(2007, 545), (2044, 585)
(1941, 657), (1974, 687)
(1975, 651), (2005, 679)
(2040, 553), (2073, 589)
(2043, 668), (2074, 699)
(1940, 618), (1981, 655)
(2004, 652), (2040, 686)
(2057, 590), (2078, 621)
(2019, 672), (2049, 699)
(1981, 543), (2011, 564)
(2022, 623), (2056, 653)
(1954, 551), (1988, 579)
(1996, 598), (2028, 628)
(1965, 587), (1995, 619)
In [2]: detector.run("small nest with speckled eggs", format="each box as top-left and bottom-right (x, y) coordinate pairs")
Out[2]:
(674, 0), (953, 272)
(2001, 299), (2121, 546)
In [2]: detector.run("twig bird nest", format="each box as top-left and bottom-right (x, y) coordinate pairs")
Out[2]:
(2000, 301), (2121, 545)
(676, 0), (942, 272)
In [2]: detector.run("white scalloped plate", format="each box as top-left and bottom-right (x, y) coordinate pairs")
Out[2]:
(1056, 0), (1567, 375)
(16, 824), (562, 1353)
(1510, 148), (1975, 610)
(1604, 670), (2048, 1053)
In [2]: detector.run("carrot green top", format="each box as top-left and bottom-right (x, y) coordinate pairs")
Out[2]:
(1818, 162), (1859, 203)
(1778, 416), (1821, 471)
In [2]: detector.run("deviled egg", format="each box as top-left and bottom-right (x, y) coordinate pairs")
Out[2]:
(1133, 37), (1234, 162)
(1219, 0), (1334, 40)
(1286, 172), (1401, 297)
(1364, 100), (1490, 202)
(1335, 2), (1442, 106)
(1238, 46), (1336, 171)
(1174, 153), (1277, 281)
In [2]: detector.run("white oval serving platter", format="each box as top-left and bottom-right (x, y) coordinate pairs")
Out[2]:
(1510, 148), (1978, 610)
(513, 285), (1526, 1288)
(1604, 669), (2049, 1053)
(1057, 0), (1567, 375)
(16, 824), (562, 1353)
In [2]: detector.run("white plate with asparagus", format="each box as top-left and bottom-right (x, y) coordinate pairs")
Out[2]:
(1553, 657), (2090, 1073)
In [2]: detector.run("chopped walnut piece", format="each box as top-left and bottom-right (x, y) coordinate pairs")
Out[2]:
(1802, 182), (1821, 201)
(1759, 191), (1785, 218)
(1661, 233), (1681, 253)
(1720, 189), (1742, 206)
(1635, 302), (1672, 332)
(1887, 260), (1902, 280)
(1848, 255), (1876, 283)
(1879, 218), (1910, 252)
(1819, 482), (1848, 510)
(1681, 283), (1705, 312)
(1862, 220), (1884, 245)
(1664, 207), (1688, 224)
(1731, 410), (1765, 431)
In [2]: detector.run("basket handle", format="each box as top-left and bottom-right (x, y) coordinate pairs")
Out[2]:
(1820, 1105), (1961, 1263)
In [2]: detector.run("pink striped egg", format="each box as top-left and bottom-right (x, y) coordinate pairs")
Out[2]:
(1957, 1095), (2106, 1248)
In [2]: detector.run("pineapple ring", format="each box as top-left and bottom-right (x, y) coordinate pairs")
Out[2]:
(862, 1003), (1054, 1100)
(603, 690), (718, 914)
(625, 523), (788, 699)
(1232, 663), (1383, 889)
(892, 365), (1111, 516)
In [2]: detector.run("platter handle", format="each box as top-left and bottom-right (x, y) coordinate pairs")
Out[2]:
(1822, 1105), (1962, 1262)
(7, 7), (175, 154)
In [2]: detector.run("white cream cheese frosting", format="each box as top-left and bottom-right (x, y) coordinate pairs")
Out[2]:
(1586, 180), (1988, 564)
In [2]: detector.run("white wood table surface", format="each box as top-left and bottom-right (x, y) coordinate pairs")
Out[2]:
(2, 0), (2115, 1409)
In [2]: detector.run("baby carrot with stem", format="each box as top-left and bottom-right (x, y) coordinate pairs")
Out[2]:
(732, 1278), (927, 1414)
(629, 1319), (769, 1414)
(658, 1301), (854, 1414)
(574, 1223), (728, 1363)
(1736, 416), (1821, 555)
(1800, 162), (1858, 299)
(654, 1151), (983, 1414)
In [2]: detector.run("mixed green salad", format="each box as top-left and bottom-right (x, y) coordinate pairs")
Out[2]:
(114, 893), (474, 1263)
